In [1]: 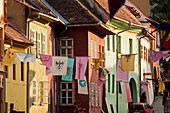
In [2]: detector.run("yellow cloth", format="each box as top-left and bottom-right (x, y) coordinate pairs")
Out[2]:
(92, 58), (105, 70)
(1, 48), (17, 66)
(121, 54), (135, 71)
(158, 81), (165, 92)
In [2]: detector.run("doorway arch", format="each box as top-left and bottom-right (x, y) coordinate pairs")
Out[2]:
(129, 78), (137, 103)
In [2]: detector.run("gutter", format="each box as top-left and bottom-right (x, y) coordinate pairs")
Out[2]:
(37, 12), (66, 25)
(41, 0), (69, 24)
(114, 16), (146, 28)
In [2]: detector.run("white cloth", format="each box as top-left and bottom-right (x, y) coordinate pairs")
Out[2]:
(52, 56), (68, 75)
(15, 52), (35, 63)
(78, 76), (88, 95)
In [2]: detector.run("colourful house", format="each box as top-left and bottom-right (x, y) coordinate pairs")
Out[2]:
(42, 0), (114, 113)
(4, 23), (33, 113)
(105, 5), (145, 113)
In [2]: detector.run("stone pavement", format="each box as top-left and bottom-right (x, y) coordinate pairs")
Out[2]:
(151, 96), (164, 113)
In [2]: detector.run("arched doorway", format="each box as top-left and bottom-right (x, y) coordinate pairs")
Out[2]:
(129, 78), (137, 103)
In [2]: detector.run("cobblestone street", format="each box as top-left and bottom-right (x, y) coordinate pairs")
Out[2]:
(152, 96), (164, 113)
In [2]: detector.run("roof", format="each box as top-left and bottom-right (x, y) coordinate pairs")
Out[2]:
(114, 5), (143, 26)
(5, 24), (33, 45)
(45, 0), (99, 24)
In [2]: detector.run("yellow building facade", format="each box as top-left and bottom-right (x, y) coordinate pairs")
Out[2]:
(28, 19), (49, 113)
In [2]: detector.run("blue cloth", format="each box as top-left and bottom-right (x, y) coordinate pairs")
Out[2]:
(146, 18), (170, 31)
(62, 58), (74, 81)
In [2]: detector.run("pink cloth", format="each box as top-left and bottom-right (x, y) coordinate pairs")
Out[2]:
(141, 81), (149, 92)
(40, 54), (52, 68)
(75, 56), (89, 80)
(116, 58), (129, 81)
(46, 67), (52, 75)
(97, 78), (108, 87)
(149, 50), (170, 62)
(125, 82), (132, 103)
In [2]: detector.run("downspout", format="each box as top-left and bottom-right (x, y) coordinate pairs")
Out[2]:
(26, 14), (40, 113)
(55, 25), (67, 113)
(116, 22), (131, 113)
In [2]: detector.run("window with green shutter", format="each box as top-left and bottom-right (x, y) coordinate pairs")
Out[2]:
(118, 36), (121, 53)
(112, 74), (114, 93)
(107, 35), (110, 51)
(108, 74), (110, 93)
(112, 35), (115, 52)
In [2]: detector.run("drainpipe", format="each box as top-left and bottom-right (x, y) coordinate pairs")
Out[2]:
(26, 14), (40, 113)
(55, 25), (67, 113)
(116, 22), (131, 113)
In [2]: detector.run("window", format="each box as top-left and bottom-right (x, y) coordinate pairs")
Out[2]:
(119, 82), (122, 94)
(112, 75), (114, 93)
(40, 81), (44, 105)
(112, 35), (115, 52)
(99, 44), (101, 58)
(21, 62), (24, 81)
(5, 66), (8, 78)
(49, 36), (52, 55)
(36, 32), (40, 58)
(144, 46), (146, 60)
(41, 33), (45, 54)
(91, 83), (94, 106)
(99, 86), (101, 107)
(94, 42), (97, 58)
(91, 40), (93, 61)
(146, 48), (148, 62)
(13, 64), (16, 80)
(30, 30), (35, 54)
(107, 35), (110, 51)
(118, 36), (121, 53)
(108, 74), (110, 93)
(141, 45), (143, 59)
(101, 46), (105, 67)
(95, 83), (98, 107)
(60, 82), (74, 105)
(129, 39), (133, 54)
(33, 80), (36, 105)
(60, 38), (73, 57)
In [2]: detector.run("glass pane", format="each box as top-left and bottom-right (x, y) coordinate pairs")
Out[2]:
(61, 49), (66, 56)
(68, 54), (72, 58)
(62, 83), (66, 89)
(67, 48), (72, 54)
(68, 83), (72, 89)
(68, 91), (72, 97)
(61, 40), (66, 46)
(68, 98), (73, 104)
(67, 40), (72, 46)
(62, 91), (66, 97)
(33, 89), (36, 95)
(62, 98), (66, 104)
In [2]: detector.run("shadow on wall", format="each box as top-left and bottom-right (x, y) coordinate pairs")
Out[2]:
(29, 70), (36, 82)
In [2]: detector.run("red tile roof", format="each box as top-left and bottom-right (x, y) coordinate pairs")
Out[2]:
(5, 25), (33, 44)
(46, 0), (99, 24)
(114, 5), (143, 26)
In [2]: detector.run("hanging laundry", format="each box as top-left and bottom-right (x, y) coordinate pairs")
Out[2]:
(158, 81), (165, 92)
(78, 76), (88, 95)
(140, 81), (149, 92)
(1, 48), (17, 66)
(92, 58), (105, 70)
(52, 56), (68, 75)
(46, 67), (52, 75)
(121, 54), (135, 71)
(75, 56), (89, 80)
(149, 50), (170, 62)
(99, 68), (109, 77)
(97, 78), (107, 87)
(40, 54), (52, 68)
(62, 58), (75, 81)
(15, 52), (35, 63)
(120, 82), (132, 103)
(116, 58), (129, 81)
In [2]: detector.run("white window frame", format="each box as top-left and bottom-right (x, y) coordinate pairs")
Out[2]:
(94, 42), (97, 58)
(41, 33), (46, 54)
(49, 36), (52, 55)
(33, 80), (36, 105)
(95, 83), (98, 107)
(30, 30), (35, 54)
(91, 83), (94, 106)
(36, 32), (41, 58)
(60, 38), (73, 57)
(91, 40), (93, 63)
(60, 82), (74, 105)
(99, 86), (101, 107)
